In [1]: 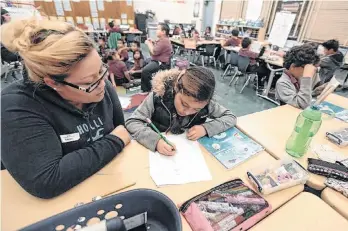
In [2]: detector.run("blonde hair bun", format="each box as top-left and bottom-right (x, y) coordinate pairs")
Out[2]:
(1, 17), (95, 83)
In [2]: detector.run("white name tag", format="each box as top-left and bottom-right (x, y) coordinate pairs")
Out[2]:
(60, 133), (80, 143)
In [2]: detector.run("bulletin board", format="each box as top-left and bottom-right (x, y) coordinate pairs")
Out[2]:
(33, 0), (135, 29)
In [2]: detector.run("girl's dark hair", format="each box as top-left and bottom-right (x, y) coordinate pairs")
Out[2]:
(283, 45), (319, 69)
(232, 29), (239, 36)
(322, 39), (339, 52)
(241, 37), (252, 48)
(176, 66), (215, 102)
(133, 50), (144, 60)
(159, 23), (170, 36)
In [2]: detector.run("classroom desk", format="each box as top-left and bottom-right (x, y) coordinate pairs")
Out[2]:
(222, 46), (284, 67)
(170, 38), (221, 48)
(321, 187), (348, 220)
(237, 94), (348, 190)
(1, 171), (136, 231)
(1, 140), (303, 231)
(250, 192), (348, 231)
(123, 30), (143, 35)
(107, 144), (303, 231)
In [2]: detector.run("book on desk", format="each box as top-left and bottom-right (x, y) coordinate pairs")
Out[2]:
(199, 128), (264, 169)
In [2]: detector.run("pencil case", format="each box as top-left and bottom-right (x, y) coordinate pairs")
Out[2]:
(307, 158), (348, 182)
(179, 179), (271, 231)
(326, 128), (348, 147)
(247, 159), (309, 195)
(325, 178), (348, 198)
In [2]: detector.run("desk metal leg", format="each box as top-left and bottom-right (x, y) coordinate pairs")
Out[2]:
(257, 63), (284, 105)
(262, 70), (275, 97)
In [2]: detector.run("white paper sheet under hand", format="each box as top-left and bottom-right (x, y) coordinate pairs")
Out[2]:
(149, 134), (212, 186)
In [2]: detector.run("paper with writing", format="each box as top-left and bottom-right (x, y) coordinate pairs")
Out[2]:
(149, 134), (212, 186)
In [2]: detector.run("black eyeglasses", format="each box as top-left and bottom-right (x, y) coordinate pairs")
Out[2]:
(54, 64), (108, 93)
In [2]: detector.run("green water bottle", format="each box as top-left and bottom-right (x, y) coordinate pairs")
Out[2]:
(286, 106), (322, 158)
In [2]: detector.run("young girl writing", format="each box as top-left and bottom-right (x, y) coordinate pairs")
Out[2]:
(126, 66), (237, 155)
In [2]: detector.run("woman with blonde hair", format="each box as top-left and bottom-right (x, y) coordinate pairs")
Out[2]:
(1, 18), (130, 198)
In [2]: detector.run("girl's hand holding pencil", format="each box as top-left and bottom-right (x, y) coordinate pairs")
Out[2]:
(157, 139), (176, 156)
(146, 118), (176, 156)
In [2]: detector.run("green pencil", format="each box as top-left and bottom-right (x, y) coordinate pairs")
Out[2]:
(146, 118), (175, 150)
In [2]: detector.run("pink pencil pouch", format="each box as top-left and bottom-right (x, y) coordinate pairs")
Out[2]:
(179, 179), (271, 231)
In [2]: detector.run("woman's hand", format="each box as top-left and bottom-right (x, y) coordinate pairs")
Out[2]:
(156, 139), (176, 156)
(187, 125), (207, 141)
(111, 125), (131, 146)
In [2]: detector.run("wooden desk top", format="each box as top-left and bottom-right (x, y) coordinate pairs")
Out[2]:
(123, 147), (303, 231)
(123, 30), (143, 34)
(237, 94), (348, 190)
(170, 38), (221, 48)
(1, 140), (303, 231)
(222, 46), (284, 67)
(321, 187), (348, 220)
(250, 192), (348, 231)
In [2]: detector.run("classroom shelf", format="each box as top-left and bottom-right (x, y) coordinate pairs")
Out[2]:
(216, 24), (262, 30)
(215, 23), (266, 41)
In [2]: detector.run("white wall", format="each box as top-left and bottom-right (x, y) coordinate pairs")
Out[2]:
(133, 0), (196, 24)
(211, 0), (222, 35)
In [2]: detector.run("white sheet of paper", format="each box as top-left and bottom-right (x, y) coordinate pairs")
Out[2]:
(149, 134), (212, 186)
(118, 96), (131, 109)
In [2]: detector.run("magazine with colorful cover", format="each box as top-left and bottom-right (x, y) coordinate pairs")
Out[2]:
(199, 128), (264, 169)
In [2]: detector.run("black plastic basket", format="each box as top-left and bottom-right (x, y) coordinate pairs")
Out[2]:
(20, 189), (182, 231)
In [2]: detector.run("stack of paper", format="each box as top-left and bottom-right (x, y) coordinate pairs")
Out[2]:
(149, 134), (212, 186)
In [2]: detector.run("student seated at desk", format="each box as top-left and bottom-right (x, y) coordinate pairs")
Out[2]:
(179, 24), (187, 38)
(275, 45), (319, 109)
(319, 39), (344, 84)
(222, 29), (240, 47)
(1, 18), (130, 198)
(107, 52), (133, 87)
(204, 26), (211, 37)
(238, 37), (265, 72)
(126, 67), (237, 156)
(173, 25), (181, 36)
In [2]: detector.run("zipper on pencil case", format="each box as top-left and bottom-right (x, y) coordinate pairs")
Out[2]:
(179, 178), (267, 213)
(247, 172), (263, 193)
(179, 179), (244, 212)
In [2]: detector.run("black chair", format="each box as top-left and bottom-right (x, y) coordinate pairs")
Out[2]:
(222, 51), (239, 80)
(234, 56), (258, 93)
(199, 44), (218, 67)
